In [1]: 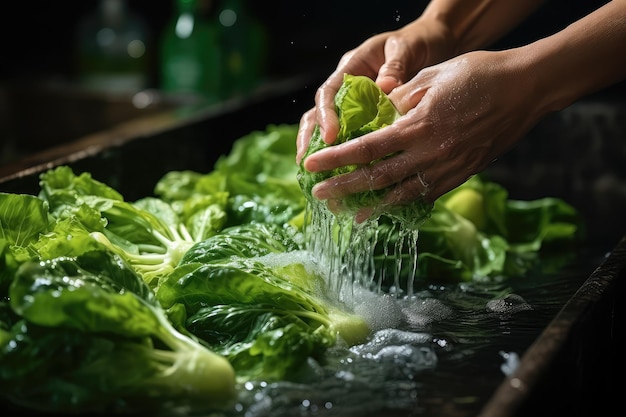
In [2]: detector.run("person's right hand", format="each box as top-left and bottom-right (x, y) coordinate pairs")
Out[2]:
(296, 17), (456, 164)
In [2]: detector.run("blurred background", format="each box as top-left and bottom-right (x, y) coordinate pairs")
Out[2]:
(0, 0), (620, 167)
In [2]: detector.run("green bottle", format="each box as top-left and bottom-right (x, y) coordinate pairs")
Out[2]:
(160, 0), (221, 101)
(217, 0), (267, 98)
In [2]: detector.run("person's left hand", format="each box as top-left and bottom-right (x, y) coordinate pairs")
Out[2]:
(302, 49), (546, 222)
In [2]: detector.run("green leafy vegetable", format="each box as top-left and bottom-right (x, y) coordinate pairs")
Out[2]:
(2, 250), (235, 413)
(0, 192), (52, 291)
(374, 176), (585, 286)
(158, 222), (370, 381)
(37, 166), (221, 286)
(155, 124), (306, 229)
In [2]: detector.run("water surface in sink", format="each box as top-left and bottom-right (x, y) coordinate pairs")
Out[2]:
(221, 249), (597, 417)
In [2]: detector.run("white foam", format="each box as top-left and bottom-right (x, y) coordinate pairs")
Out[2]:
(351, 287), (404, 332)
(365, 328), (432, 348)
(401, 297), (455, 328)
(350, 328), (437, 375)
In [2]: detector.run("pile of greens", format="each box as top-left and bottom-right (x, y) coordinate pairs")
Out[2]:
(0, 125), (369, 414)
(0, 82), (584, 413)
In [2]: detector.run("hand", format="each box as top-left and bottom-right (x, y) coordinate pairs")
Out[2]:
(296, 17), (455, 164)
(302, 49), (546, 222)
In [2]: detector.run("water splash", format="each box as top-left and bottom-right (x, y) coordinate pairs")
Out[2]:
(302, 198), (424, 307)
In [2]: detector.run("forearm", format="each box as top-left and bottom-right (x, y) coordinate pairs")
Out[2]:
(420, 0), (545, 53)
(523, 0), (626, 114)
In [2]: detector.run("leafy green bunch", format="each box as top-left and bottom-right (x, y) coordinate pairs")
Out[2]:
(0, 124), (370, 414)
(373, 175), (585, 290)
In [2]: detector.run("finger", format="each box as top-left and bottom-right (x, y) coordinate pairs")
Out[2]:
(380, 168), (472, 206)
(296, 108), (316, 164)
(326, 198), (345, 214)
(311, 150), (419, 201)
(315, 71), (345, 145)
(303, 125), (404, 173)
(311, 169), (371, 201)
(380, 171), (432, 206)
(376, 36), (412, 93)
(426, 172), (477, 202)
(355, 207), (375, 224)
(388, 68), (437, 115)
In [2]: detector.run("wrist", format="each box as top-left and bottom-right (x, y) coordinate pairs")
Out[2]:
(519, 1), (626, 113)
(498, 45), (558, 120)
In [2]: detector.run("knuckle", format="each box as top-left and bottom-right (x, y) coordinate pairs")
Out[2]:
(369, 165), (396, 189)
(354, 137), (378, 164)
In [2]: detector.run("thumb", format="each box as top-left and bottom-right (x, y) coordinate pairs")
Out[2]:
(375, 36), (412, 93)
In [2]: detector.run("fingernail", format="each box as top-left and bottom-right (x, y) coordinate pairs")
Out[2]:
(304, 158), (319, 172)
(326, 198), (342, 214)
(312, 183), (328, 199)
(355, 208), (372, 224)
(320, 126), (332, 144)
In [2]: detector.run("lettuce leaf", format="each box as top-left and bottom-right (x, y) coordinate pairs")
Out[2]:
(157, 222), (370, 381)
(3, 250), (235, 413)
(374, 176), (585, 286)
(155, 124), (307, 229)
